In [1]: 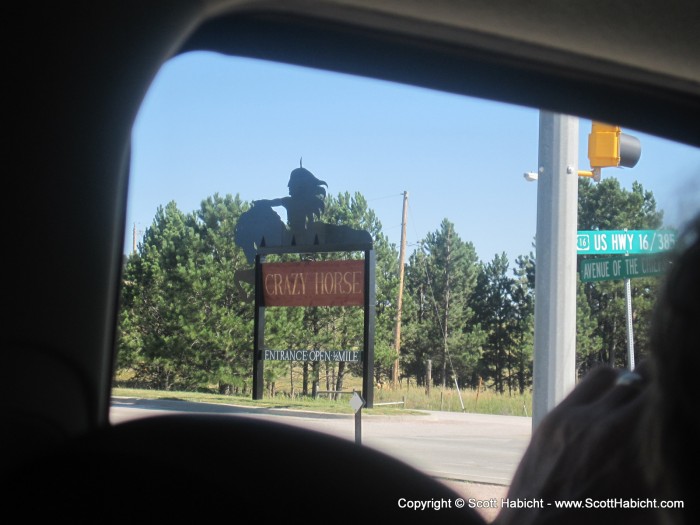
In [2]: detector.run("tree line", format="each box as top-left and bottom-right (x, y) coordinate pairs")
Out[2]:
(117, 178), (664, 396)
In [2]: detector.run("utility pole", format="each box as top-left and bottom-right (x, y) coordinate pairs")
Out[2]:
(442, 226), (451, 391)
(393, 191), (408, 388)
(132, 223), (138, 254)
(532, 111), (578, 429)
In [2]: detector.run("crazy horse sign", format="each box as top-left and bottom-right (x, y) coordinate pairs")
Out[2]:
(234, 164), (375, 407)
(262, 259), (365, 307)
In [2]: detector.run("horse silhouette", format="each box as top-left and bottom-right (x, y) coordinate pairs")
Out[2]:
(234, 202), (290, 265)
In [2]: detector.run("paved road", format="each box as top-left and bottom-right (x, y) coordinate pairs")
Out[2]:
(111, 397), (532, 486)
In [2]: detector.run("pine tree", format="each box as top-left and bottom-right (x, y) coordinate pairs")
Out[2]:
(402, 219), (482, 389)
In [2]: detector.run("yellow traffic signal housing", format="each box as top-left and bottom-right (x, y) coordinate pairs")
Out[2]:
(589, 122), (622, 168)
(579, 121), (641, 181)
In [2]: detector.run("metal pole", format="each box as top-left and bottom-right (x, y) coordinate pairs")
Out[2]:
(624, 278), (635, 370)
(252, 254), (265, 400)
(355, 408), (362, 445)
(532, 111), (578, 429)
(362, 249), (376, 408)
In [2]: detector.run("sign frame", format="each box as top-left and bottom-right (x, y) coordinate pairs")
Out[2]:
(252, 241), (375, 408)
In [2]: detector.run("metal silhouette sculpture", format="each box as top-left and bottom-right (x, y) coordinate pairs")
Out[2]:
(235, 164), (372, 264)
(234, 162), (376, 408)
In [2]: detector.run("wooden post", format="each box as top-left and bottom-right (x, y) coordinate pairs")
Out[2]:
(393, 191), (408, 387)
(426, 359), (432, 396)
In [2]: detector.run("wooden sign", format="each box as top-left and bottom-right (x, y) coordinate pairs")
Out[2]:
(262, 259), (364, 307)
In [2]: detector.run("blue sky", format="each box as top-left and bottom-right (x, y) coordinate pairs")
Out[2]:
(127, 51), (700, 265)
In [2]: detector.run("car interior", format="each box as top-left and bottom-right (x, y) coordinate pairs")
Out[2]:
(5, 0), (698, 521)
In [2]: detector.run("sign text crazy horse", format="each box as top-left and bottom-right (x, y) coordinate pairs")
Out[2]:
(262, 260), (364, 307)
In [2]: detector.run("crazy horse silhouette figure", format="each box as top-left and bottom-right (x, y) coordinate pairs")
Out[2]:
(234, 165), (372, 265)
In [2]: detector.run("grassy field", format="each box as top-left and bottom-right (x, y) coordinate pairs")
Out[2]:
(112, 382), (532, 417)
(376, 383), (532, 416)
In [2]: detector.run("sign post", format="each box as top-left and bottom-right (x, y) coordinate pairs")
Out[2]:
(578, 230), (675, 370)
(624, 278), (635, 370)
(350, 391), (365, 446)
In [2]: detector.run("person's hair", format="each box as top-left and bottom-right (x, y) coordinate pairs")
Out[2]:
(646, 213), (699, 523)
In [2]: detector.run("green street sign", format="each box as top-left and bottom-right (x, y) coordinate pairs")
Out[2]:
(579, 254), (669, 282)
(576, 229), (676, 255)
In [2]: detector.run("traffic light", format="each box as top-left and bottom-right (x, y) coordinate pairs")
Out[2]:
(579, 121), (641, 181)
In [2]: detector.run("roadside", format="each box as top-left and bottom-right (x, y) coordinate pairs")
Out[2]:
(112, 385), (532, 417)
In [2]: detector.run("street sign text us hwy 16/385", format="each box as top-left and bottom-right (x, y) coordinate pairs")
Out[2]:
(576, 229), (676, 255)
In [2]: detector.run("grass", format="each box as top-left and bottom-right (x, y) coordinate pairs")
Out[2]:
(112, 386), (415, 414)
(375, 383), (532, 416)
(112, 382), (532, 417)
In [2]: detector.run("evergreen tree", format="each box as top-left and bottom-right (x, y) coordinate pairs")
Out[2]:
(511, 252), (535, 393)
(318, 192), (399, 390)
(402, 219), (482, 389)
(471, 253), (520, 394)
(118, 196), (254, 392)
(193, 193), (256, 392)
(119, 201), (202, 389)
